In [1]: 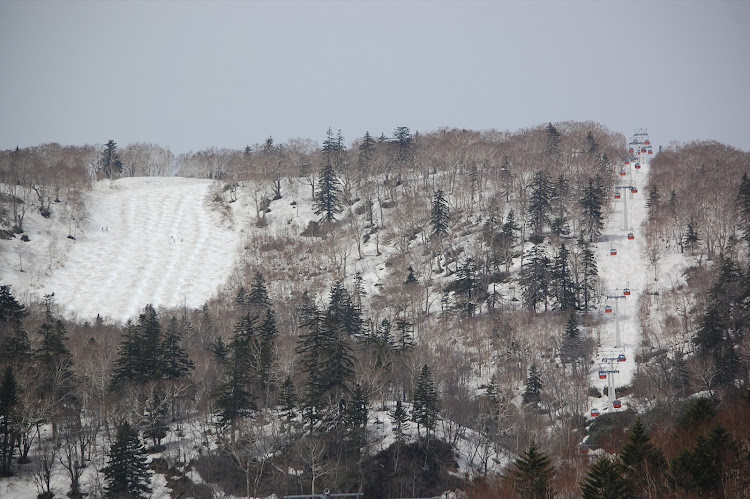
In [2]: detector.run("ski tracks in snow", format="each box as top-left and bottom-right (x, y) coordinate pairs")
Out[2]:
(39, 178), (239, 322)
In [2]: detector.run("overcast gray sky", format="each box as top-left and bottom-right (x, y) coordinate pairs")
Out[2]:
(1, 0), (749, 153)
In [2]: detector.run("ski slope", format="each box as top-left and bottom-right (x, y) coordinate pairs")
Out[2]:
(589, 155), (651, 415)
(34, 177), (240, 322)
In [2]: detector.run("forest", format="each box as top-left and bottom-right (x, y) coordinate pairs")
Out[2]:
(1, 122), (750, 498)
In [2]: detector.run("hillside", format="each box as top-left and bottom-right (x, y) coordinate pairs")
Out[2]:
(2, 126), (750, 498)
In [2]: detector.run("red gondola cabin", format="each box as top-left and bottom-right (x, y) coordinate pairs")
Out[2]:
(645, 139), (650, 146)
(623, 288), (631, 296)
(635, 163), (641, 170)
(620, 169), (626, 176)
(605, 305), (613, 313)
(617, 353), (627, 362)
(591, 409), (600, 417)
(599, 370), (607, 380)
(629, 147), (634, 154)
(614, 191), (621, 199)
(631, 187), (638, 194)
(625, 160), (630, 166)
(613, 400), (622, 409)
(628, 232), (635, 240)
(610, 248), (617, 256)
(648, 149), (653, 155)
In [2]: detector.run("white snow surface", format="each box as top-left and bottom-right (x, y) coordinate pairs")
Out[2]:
(3, 177), (242, 323)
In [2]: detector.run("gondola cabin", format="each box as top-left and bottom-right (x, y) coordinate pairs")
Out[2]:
(648, 149), (653, 155)
(628, 232), (635, 240)
(605, 305), (613, 313)
(625, 160), (630, 166)
(610, 248), (617, 256)
(614, 191), (621, 199)
(591, 408), (600, 417)
(623, 288), (631, 296)
(635, 163), (641, 170)
(617, 353), (627, 362)
(619, 168), (626, 176)
(613, 400), (622, 409)
(641, 147), (647, 153)
(631, 187), (638, 194)
(645, 139), (650, 146)
(629, 147), (635, 154)
(599, 370), (607, 380)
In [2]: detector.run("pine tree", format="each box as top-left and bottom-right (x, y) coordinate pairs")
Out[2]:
(256, 308), (278, 396)
(103, 421), (152, 498)
(0, 366), (19, 477)
(523, 364), (542, 405)
(586, 130), (599, 153)
(737, 173), (750, 242)
(500, 156), (513, 203)
(620, 417), (667, 495)
(546, 122), (561, 156)
(393, 126), (413, 165)
(160, 317), (194, 381)
(430, 189), (450, 241)
(669, 425), (734, 495)
(551, 243), (576, 311)
(395, 319), (413, 353)
(345, 383), (368, 447)
(646, 185), (660, 216)
(358, 131), (376, 169)
(520, 244), (550, 312)
(579, 177), (605, 242)
(412, 364), (438, 439)
(0, 285), (28, 326)
(580, 456), (630, 499)
(390, 399), (410, 444)
(405, 265), (418, 284)
(560, 312), (584, 369)
(101, 139), (124, 179)
(454, 257), (479, 317)
(314, 160), (343, 223)
(528, 170), (552, 238)
(216, 315), (257, 428)
(278, 376), (298, 421)
(683, 217), (700, 254)
(507, 441), (553, 499)
(247, 271), (271, 309)
(577, 236), (599, 313)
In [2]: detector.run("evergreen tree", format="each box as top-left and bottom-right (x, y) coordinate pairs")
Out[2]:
(405, 265), (418, 284)
(160, 317), (194, 381)
(560, 312), (584, 369)
(0, 321), (31, 365)
(580, 456), (630, 499)
(110, 305), (162, 386)
(507, 441), (553, 499)
(737, 173), (750, 242)
(646, 184), (660, 216)
(620, 417), (667, 496)
(586, 130), (599, 153)
(528, 170), (552, 237)
(454, 257), (479, 317)
(520, 244), (550, 312)
(386, 399), (408, 452)
(101, 139), (124, 179)
(358, 131), (376, 169)
(256, 308), (278, 396)
(216, 315), (257, 428)
(394, 319), (413, 353)
(551, 243), (576, 311)
(314, 160), (343, 223)
(412, 364), (438, 439)
(345, 383), (368, 447)
(500, 156), (513, 203)
(430, 189), (450, 241)
(393, 126), (413, 165)
(278, 376), (297, 421)
(247, 271), (271, 309)
(669, 425), (734, 496)
(0, 285), (28, 326)
(103, 421), (152, 498)
(545, 122), (561, 156)
(0, 366), (19, 477)
(499, 209), (521, 272)
(579, 177), (605, 242)
(523, 364), (542, 405)
(683, 217), (700, 254)
(577, 236), (599, 313)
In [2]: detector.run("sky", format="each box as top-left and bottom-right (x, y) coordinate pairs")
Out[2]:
(1, 0), (749, 154)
